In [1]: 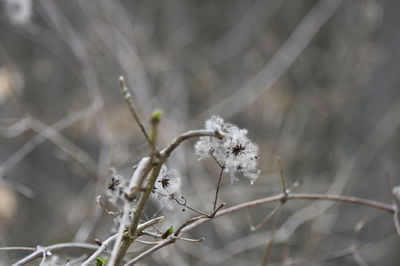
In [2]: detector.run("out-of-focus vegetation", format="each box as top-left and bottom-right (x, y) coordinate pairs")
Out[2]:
(1, 0), (400, 265)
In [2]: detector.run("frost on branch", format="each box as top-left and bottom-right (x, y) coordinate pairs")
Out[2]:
(151, 165), (182, 210)
(195, 115), (260, 184)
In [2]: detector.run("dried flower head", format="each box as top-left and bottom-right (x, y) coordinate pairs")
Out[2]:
(151, 165), (182, 210)
(195, 115), (260, 184)
(106, 168), (127, 205)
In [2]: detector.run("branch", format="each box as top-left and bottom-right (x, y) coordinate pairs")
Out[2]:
(113, 163), (164, 265)
(81, 234), (118, 266)
(122, 237), (175, 266)
(0, 247), (36, 252)
(122, 192), (395, 264)
(108, 203), (131, 266)
(160, 129), (224, 158)
(248, 202), (283, 231)
(213, 166), (225, 210)
(11, 243), (101, 266)
(276, 157), (289, 200)
(119, 76), (150, 144)
(393, 206), (400, 237)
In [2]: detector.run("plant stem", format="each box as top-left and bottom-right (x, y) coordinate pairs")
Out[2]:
(119, 76), (150, 144)
(213, 166), (225, 210)
(113, 162), (163, 265)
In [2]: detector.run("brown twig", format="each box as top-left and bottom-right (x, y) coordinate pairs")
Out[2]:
(0, 247), (36, 252)
(123, 203), (225, 266)
(11, 243), (102, 266)
(81, 234), (118, 266)
(213, 165), (225, 211)
(121, 192), (395, 265)
(160, 130), (224, 158)
(277, 157), (289, 201)
(97, 195), (118, 216)
(171, 195), (210, 216)
(119, 76), (150, 144)
(248, 203), (283, 231)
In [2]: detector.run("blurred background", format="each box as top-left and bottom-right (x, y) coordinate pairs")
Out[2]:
(1, 0), (399, 265)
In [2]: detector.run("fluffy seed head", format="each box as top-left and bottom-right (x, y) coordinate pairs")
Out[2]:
(194, 116), (260, 184)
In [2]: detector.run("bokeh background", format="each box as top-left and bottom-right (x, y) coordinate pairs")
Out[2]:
(1, 0), (400, 265)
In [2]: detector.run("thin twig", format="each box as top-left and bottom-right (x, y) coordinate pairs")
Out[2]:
(385, 172), (395, 204)
(175, 203), (225, 237)
(125, 157), (151, 200)
(351, 246), (369, 266)
(213, 165), (225, 211)
(122, 192), (394, 264)
(171, 195), (210, 216)
(97, 195), (118, 216)
(179, 237), (205, 242)
(393, 208), (400, 237)
(385, 173), (400, 237)
(140, 231), (203, 243)
(262, 196), (283, 266)
(123, 237), (175, 266)
(123, 204), (225, 266)
(135, 239), (162, 245)
(119, 76), (150, 143)
(277, 157), (288, 199)
(210, 152), (224, 168)
(137, 216), (165, 233)
(0, 118), (31, 138)
(0, 247), (36, 252)
(36, 246), (47, 266)
(113, 163), (164, 265)
(11, 243), (101, 266)
(160, 129), (224, 158)
(260, 237), (274, 266)
(248, 203), (283, 231)
(81, 234), (118, 266)
(108, 202), (131, 266)
(350, 218), (368, 266)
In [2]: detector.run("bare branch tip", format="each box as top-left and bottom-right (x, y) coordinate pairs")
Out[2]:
(119, 75), (125, 85)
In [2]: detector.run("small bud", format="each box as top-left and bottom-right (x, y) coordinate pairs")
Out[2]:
(151, 109), (163, 123)
(161, 225), (174, 239)
(119, 76), (125, 86)
(96, 257), (108, 266)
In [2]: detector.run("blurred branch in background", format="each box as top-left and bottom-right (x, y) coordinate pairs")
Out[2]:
(0, 0), (399, 265)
